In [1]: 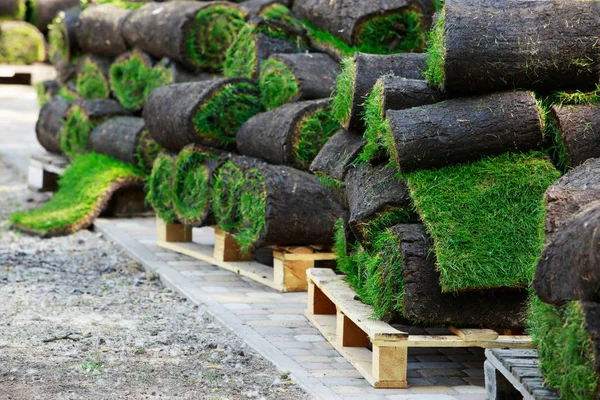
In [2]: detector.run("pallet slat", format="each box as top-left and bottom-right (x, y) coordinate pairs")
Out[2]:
(306, 268), (535, 388)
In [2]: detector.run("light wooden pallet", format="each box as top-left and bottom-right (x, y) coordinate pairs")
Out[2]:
(305, 268), (535, 389)
(28, 152), (69, 192)
(156, 218), (337, 292)
(0, 63), (56, 84)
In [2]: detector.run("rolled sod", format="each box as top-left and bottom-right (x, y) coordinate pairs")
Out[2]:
(236, 99), (339, 170)
(0, 21), (45, 64)
(160, 58), (219, 84)
(59, 99), (130, 158)
(406, 152), (560, 293)
(89, 116), (162, 173)
(223, 17), (308, 80)
(534, 201), (600, 308)
(143, 79), (262, 152)
(172, 145), (224, 227)
(429, 0), (600, 95)
(549, 104), (600, 168)
(36, 96), (70, 154)
(36, 79), (60, 107)
(75, 4), (129, 57)
(147, 151), (177, 223)
(384, 91), (543, 173)
(333, 216), (358, 278)
(358, 77), (444, 164)
(528, 297), (599, 399)
(47, 6), (81, 67)
(121, 1), (245, 71)
(239, 0), (292, 17)
(109, 49), (173, 112)
(310, 129), (365, 185)
(293, 0), (431, 54)
(0, 0), (25, 20)
(331, 52), (427, 134)
(345, 163), (415, 248)
(259, 53), (340, 110)
(10, 153), (145, 237)
(27, 0), (79, 33)
(233, 162), (345, 253)
(75, 55), (111, 99)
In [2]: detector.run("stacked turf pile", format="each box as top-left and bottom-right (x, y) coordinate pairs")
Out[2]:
(0, 0), (48, 64)
(309, 0), (600, 396)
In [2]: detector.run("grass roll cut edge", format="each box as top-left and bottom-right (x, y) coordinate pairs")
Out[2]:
(147, 152), (177, 223)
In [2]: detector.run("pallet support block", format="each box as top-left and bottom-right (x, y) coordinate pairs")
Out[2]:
(213, 228), (251, 262)
(308, 281), (336, 315)
(156, 218), (192, 243)
(28, 161), (58, 192)
(372, 345), (408, 387)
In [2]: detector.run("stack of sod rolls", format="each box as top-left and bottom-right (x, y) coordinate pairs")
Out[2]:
(0, 0), (49, 65)
(309, 0), (600, 396)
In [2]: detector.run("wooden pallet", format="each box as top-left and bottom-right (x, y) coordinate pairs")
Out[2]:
(156, 218), (336, 292)
(485, 349), (559, 400)
(305, 268), (535, 389)
(28, 153), (69, 192)
(0, 63), (56, 85)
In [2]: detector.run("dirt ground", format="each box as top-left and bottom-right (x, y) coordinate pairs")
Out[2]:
(0, 157), (309, 400)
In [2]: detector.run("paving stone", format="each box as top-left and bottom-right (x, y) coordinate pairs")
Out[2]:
(452, 385), (486, 394)
(294, 334), (325, 343)
(248, 320), (307, 328)
(253, 327), (295, 336)
(454, 394), (485, 400)
(223, 303), (252, 310)
(447, 354), (485, 363)
(463, 377), (485, 387)
(406, 377), (435, 386)
(311, 369), (363, 378)
(419, 369), (465, 378)
(438, 348), (473, 355)
(292, 327), (322, 335)
(406, 370), (422, 378)
(266, 335), (299, 343)
(318, 377), (371, 386)
(271, 341), (314, 350)
(331, 386), (367, 395)
(416, 355), (453, 363)
(428, 377), (469, 386)
(406, 386), (459, 394)
(461, 361), (484, 370)
(282, 348), (314, 356)
(203, 275), (241, 282)
(246, 292), (284, 299)
(312, 341), (335, 350)
(407, 362), (463, 370)
(387, 395), (458, 400)
(292, 355), (333, 363)
(270, 308), (306, 315)
(310, 349), (341, 357)
(268, 314), (307, 321)
(302, 362), (336, 371)
(230, 308), (269, 315)
(238, 314), (269, 322)
(331, 362), (356, 370)
(462, 369), (484, 378)
(200, 286), (230, 293)
(468, 348), (485, 356)
(343, 395), (387, 400)
(408, 348), (441, 356)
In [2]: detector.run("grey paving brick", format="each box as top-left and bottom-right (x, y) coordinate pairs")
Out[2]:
(419, 369), (465, 378)
(416, 355), (453, 363)
(407, 362), (463, 370)
(462, 369), (484, 378)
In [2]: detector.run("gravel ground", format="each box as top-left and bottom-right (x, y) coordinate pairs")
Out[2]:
(0, 157), (310, 400)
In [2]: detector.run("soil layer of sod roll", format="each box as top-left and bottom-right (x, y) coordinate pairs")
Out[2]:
(147, 151), (178, 223)
(233, 162), (345, 253)
(59, 99), (130, 158)
(144, 79), (262, 152)
(36, 79), (60, 107)
(109, 49), (173, 112)
(331, 52), (427, 134)
(223, 17), (308, 80)
(76, 55), (111, 99)
(236, 98), (339, 170)
(310, 128), (365, 185)
(172, 145), (224, 227)
(48, 7), (81, 67)
(121, 1), (245, 71)
(0, 0), (25, 20)
(239, 0), (292, 17)
(407, 152), (560, 293)
(549, 104), (600, 168)
(10, 153), (145, 237)
(259, 53), (340, 110)
(345, 163), (415, 248)
(75, 4), (129, 57)
(89, 116), (161, 173)
(36, 96), (70, 154)
(528, 297), (599, 399)
(384, 91), (543, 173)
(293, 0), (431, 54)
(358, 77), (444, 164)
(28, 0), (79, 33)
(431, 0), (600, 95)
(0, 21), (45, 64)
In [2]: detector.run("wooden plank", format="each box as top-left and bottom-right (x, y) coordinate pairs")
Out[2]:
(156, 219), (192, 243)
(307, 281), (336, 315)
(274, 252), (337, 261)
(0, 63), (56, 83)
(372, 344), (408, 386)
(308, 269), (407, 342)
(393, 335), (534, 349)
(336, 308), (369, 347)
(449, 327), (499, 341)
(274, 258), (313, 292)
(213, 228), (251, 262)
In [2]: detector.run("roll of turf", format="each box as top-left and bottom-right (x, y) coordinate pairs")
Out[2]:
(143, 78), (262, 151)
(59, 99), (130, 157)
(147, 151), (178, 223)
(121, 1), (245, 71)
(236, 98), (339, 170)
(233, 162), (345, 252)
(28, 0), (79, 33)
(75, 55), (111, 99)
(89, 116), (162, 173)
(75, 4), (129, 57)
(0, 21), (45, 64)
(549, 104), (600, 168)
(0, 0), (26, 20)
(331, 52), (427, 134)
(172, 145), (225, 227)
(36, 79), (60, 107)
(259, 52), (340, 110)
(36, 96), (70, 154)
(310, 129), (365, 184)
(47, 6), (80, 67)
(223, 16), (308, 80)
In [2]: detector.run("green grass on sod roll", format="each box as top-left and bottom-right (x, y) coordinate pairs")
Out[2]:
(294, 109), (340, 169)
(76, 58), (110, 99)
(528, 296), (597, 399)
(80, 0), (143, 10)
(331, 58), (356, 126)
(259, 58), (299, 110)
(36, 82), (51, 107)
(185, 5), (245, 71)
(356, 78), (386, 164)
(10, 153), (145, 236)
(356, 10), (425, 54)
(47, 14), (69, 64)
(406, 152), (560, 292)
(424, 8), (445, 89)
(302, 20), (355, 58)
(233, 168), (267, 253)
(192, 81), (263, 145)
(172, 148), (219, 226)
(0, 0), (25, 20)
(0, 22), (45, 64)
(211, 161), (244, 232)
(259, 4), (303, 30)
(134, 129), (162, 174)
(109, 53), (172, 111)
(59, 106), (94, 157)
(147, 153), (177, 223)
(57, 85), (79, 101)
(316, 172), (344, 189)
